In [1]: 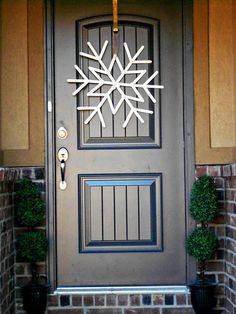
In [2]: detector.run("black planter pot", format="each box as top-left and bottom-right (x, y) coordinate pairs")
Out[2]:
(22, 284), (49, 314)
(189, 282), (216, 314)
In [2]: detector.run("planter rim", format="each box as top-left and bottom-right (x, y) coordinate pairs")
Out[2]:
(22, 283), (50, 289)
(188, 282), (216, 288)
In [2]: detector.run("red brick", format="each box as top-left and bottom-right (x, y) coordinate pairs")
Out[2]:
(118, 294), (128, 306)
(218, 274), (225, 284)
(217, 296), (225, 308)
(162, 308), (195, 314)
(15, 264), (25, 275)
(48, 310), (83, 314)
(223, 165), (232, 177)
(208, 166), (222, 177)
(213, 214), (225, 224)
(229, 215), (236, 227)
(226, 177), (236, 188)
(226, 190), (235, 201)
(95, 295), (105, 306)
(130, 294), (140, 306)
(215, 285), (225, 295)
(226, 202), (235, 213)
(187, 294), (192, 305)
(231, 164), (236, 176)
(15, 287), (23, 299)
(206, 261), (224, 272)
(214, 178), (225, 189)
(195, 166), (207, 177)
(152, 294), (164, 305)
(106, 295), (116, 306)
(36, 263), (47, 274)
(88, 310), (122, 314)
(15, 276), (31, 287)
(125, 309), (160, 314)
(72, 295), (82, 306)
(48, 295), (59, 306)
(215, 226), (225, 237)
(225, 299), (234, 313)
(230, 291), (236, 303)
(83, 295), (94, 306)
(176, 294), (187, 305)
(0, 170), (5, 182)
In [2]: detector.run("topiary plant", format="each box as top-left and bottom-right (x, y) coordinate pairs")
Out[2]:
(186, 175), (219, 284)
(190, 175), (218, 224)
(15, 178), (45, 227)
(17, 231), (48, 263)
(186, 228), (218, 262)
(15, 178), (48, 285)
(186, 228), (218, 282)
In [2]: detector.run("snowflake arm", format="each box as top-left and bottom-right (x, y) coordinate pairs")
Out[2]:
(117, 86), (153, 128)
(67, 41), (164, 128)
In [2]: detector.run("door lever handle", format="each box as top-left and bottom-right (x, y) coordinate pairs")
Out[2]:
(60, 159), (66, 190)
(57, 147), (69, 190)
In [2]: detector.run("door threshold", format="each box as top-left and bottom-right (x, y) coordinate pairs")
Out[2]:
(54, 285), (189, 295)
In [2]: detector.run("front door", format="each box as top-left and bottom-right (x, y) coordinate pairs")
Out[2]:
(52, 0), (190, 287)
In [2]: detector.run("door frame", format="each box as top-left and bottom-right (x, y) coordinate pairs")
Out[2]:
(44, 0), (195, 293)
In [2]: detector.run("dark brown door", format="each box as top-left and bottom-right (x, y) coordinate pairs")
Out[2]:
(54, 0), (187, 287)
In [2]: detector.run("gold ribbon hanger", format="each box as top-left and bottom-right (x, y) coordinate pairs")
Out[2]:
(112, 0), (119, 55)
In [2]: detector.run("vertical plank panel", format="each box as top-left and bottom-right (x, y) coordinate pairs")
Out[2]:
(81, 29), (90, 142)
(139, 186), (151, 240)
(0, 0), (29, 150)
(103, 186), (114, 240)
(124, 27), (137, 137)
(88, 28), (101, 138)
(114, 25), (125, 137)
(101, 26), (113, 138)
(127, 186), (139, 240)
(90, 187), (102, 240)
(115, 186), (127, 240)
(209, 0), (235, 147)
(137, 27), (150, 137)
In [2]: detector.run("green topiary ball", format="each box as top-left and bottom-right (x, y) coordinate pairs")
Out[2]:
(17, 231), (48, 263)
(186, 228), (218, 262)
(190, 175), (218, 223)
(15, 178), (45, 227)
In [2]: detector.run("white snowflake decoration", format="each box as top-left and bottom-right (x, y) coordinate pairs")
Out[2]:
(67, 40), (164, 128)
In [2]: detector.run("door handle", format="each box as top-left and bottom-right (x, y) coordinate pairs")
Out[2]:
(57, 147), (69, 190)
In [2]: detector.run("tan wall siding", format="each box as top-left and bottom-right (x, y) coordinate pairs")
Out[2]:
(0, 0), (235, 166)
(234, 0), (236, 150)
(209, 0), (235, 148)
(0, 0), (44, 166)
(194, 0), (235, 164)
(0, 0), (29, 150)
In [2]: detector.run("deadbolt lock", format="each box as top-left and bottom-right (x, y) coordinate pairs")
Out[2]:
(57, 127), (68, 139)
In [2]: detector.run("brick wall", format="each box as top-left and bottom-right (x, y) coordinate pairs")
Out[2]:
(14, 167), (46, 314)
(196, 164), (236, 314)
(47, 293), (195, 314)
(0, 168), (20, 314)
(0, 164), (235, 313)
(223, 165), (236, 313)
